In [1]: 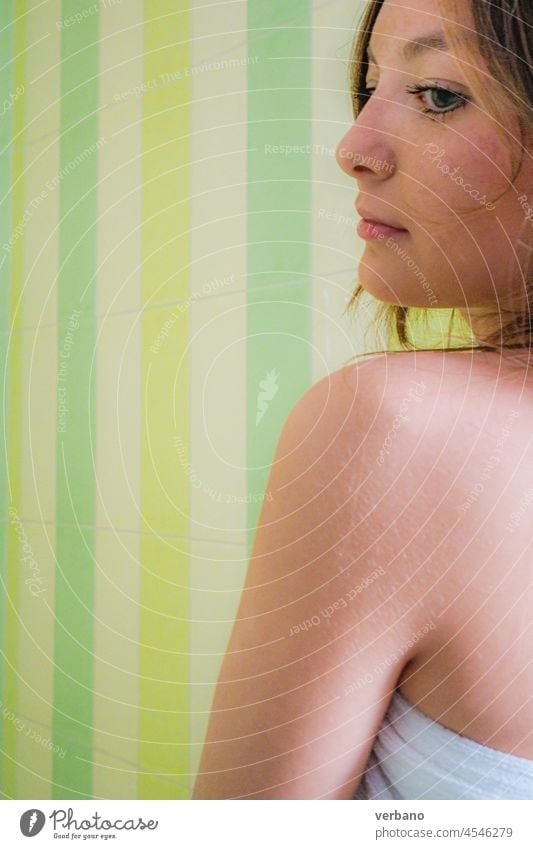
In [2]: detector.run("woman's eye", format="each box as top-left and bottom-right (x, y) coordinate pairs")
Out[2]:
(406, 83), (469, 118)
(359, 84), (376, 102)
(357, 81), (469, 120)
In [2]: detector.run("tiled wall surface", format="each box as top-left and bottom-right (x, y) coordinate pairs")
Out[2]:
(0, 0), (384, 799)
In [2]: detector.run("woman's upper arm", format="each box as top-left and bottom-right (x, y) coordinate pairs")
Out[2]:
(192, 361), (430, 799)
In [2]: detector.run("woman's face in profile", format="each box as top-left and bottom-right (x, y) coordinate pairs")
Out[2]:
(336, 0), (533, 315)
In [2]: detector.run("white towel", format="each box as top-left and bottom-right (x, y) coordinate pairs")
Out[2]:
(354, 688), (533, 800)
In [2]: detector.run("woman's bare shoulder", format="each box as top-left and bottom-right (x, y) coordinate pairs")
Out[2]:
(292, 348), (533, 498)
(335, 347), (533, 386)
(330, 347), (533, 562)
(329, 348), (533, 429)
(313, 347), (533, 554)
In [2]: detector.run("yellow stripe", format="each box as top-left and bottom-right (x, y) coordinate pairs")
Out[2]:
(139, 0), (190, 799)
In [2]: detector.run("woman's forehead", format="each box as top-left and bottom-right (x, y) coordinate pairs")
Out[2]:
(370, 0), (475, 47)
(367, 0), (481, 74)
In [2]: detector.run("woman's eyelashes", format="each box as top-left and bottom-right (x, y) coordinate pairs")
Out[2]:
(359, 80), (471, 121)
(405, 83), (470, 119)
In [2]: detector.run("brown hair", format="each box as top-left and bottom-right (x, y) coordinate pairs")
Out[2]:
(344, 0), (533, 364)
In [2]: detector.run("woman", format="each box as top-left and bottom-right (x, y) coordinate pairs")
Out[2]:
(193, 0), (533, 799)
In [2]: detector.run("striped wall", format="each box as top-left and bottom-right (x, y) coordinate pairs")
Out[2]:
(0, 0), (10, 795)
(0, 0), (391, 799)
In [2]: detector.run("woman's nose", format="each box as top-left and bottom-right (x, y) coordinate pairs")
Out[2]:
(335, 110), (396, 180)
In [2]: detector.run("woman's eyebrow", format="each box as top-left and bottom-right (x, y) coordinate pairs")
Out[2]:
(367, 30), (450, 66)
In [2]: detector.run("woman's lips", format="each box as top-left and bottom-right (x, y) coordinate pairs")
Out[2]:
(357, 218), (409, 241)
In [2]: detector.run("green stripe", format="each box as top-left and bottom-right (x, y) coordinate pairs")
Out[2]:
(52, 0), (99, 799)
(0, 0), (13, 798)
(247, 1), (312, 551)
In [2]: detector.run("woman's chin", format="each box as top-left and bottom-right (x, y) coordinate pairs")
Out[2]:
(357, 267), (441, 308)
(356, 271), (408, 306)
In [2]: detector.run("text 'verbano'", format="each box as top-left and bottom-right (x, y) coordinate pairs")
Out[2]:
(375, 811), (424, 820)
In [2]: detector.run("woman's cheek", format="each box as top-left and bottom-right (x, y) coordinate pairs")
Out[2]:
(463, 130), (515, 197)
(418, 129), (511, 211)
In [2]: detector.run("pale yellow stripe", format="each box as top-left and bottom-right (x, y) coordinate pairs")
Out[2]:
(21, 0), (61, 332)
(19, 134), (59, 521)
(96, 0), (143, 318)
(189, 293), (247, 546)
(189, 0), (247, 545)
(189, 0), (248, 301)
(93, 0), (143, 799)
(23, 1), (61, 147)
(92, 527), (140, 798)
(188, 4), (248, 789)
(12, 513), (57, 798)
(15, 0), (60, 799)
